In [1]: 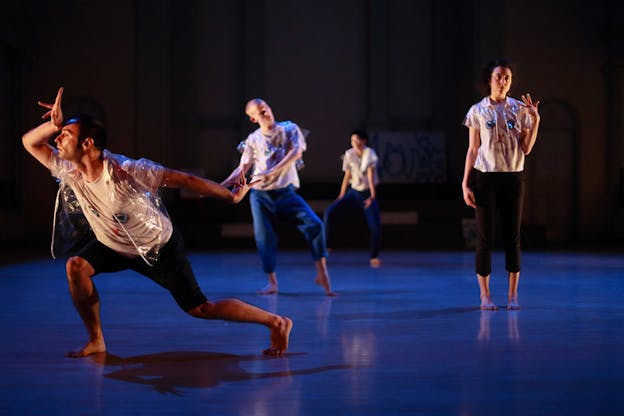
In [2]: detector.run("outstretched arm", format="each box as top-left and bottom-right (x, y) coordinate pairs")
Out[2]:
(221, 161), (253, 187)
(162, 168), (252, 204)
(22, 87), (65, 169)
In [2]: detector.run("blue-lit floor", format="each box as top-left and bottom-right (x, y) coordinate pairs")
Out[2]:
(1, 250), (623, 415)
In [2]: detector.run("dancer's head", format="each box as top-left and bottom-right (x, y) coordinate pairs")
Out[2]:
(63, 114), (107, 150)
(482, 58), (514, 99)
(350, 129), (368, 151)
(245, 98), (275, 131)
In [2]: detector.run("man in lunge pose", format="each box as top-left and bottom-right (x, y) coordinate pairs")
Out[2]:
(23, 87), (292, 357)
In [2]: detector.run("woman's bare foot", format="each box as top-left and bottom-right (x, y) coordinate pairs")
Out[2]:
(369, 258), (381, 268)
(507, 297), (520, 310)
(65, 338), (106, 358)
(480, 296), (498, 310)
(263, 316), (293, 356)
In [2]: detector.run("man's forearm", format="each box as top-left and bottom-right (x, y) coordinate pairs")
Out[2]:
(269, 148), (302, 175)
(23, 121), (58, 150)
(22, 121), (58, 168)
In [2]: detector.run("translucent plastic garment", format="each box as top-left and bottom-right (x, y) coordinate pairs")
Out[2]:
(236, 121), (309, 190)
(50, 150), (173, 266)
(341, 146), (379, 191)
(463, 96), (534, 172)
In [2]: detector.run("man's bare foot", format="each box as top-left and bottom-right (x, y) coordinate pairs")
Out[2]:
(480, 296), (498, 310)
(258, 282), (278, 295)
(65, 338), (106, 358)
(314, 274), (336, 296)
(263, 316), (293, 356)
(370, 258), (381, 268)
(507, 298), (520, 310)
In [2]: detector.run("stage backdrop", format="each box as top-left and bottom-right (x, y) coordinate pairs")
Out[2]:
(369, 131), (447, 183)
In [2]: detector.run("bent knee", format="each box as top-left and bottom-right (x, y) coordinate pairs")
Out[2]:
(186, 302), (217, 319)
(65, 256), (95, 280)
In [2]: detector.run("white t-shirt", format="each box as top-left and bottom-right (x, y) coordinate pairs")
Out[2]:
(240, 121), (306, 191)
(463, 96), (534, 172)
(50, 150), (173, 258)
(342, 146), (379, 191)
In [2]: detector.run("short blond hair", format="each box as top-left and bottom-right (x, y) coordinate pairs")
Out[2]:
(245, 98), (265, 115)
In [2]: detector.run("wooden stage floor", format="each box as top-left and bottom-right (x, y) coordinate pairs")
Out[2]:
(1, 250), (623, 415)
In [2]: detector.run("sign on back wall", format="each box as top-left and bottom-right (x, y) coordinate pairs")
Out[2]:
(369, 132), (447, 183)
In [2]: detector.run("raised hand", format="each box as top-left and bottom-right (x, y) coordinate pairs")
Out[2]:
(38, 87), (64, 129)
(520, 93), (540, 120)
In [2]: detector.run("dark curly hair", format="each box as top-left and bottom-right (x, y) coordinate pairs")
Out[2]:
(481, 58), (514, 94)
(63, 114), (107, 150)
(350, 129), (369, 142)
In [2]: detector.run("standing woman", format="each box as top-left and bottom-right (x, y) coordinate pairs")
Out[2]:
(461, 58), (541, 310)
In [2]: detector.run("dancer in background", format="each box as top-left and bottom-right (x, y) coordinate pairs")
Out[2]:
(23, 87), (292, 357)
(323, 129), (382, 268)
(222, 98), (335, 296)
(461, 59), (541, 310)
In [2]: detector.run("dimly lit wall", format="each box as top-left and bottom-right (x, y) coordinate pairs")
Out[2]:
(1, 0), (623, 247)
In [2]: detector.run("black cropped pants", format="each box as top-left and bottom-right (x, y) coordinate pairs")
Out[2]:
(471, 169), (525, 277)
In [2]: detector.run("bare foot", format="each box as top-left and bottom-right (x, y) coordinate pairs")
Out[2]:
(507, 298), (520, 310)
(314, 274), (336, 297)
(258, 282), (278, 295)
(480, 296), (498, 310)
(65, 338), (106, 358)
(263, 316), (293, 356)
(369, 258), (381, 268)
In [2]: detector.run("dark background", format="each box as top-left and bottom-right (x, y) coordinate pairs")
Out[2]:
(1, 0), (623, 253)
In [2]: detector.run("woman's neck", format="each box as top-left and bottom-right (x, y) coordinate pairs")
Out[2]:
(489, 94), (507, 104)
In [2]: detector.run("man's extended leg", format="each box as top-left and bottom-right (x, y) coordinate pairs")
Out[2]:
(65, 256), (107, 357)
(187, 299), (293, 356)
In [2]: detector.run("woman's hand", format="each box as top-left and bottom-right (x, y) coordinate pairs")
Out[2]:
(462, 184), (476, 208)
(521, 93), (540, 121)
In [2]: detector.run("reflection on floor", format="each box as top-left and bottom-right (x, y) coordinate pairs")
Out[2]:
(1, 250), (623, 415)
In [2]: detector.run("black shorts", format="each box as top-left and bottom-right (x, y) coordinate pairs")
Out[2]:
(75, 229), (207, 311)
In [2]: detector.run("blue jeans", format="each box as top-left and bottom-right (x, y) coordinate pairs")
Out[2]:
(323, 188), (381, 259)
(250, 185), (327, 273)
